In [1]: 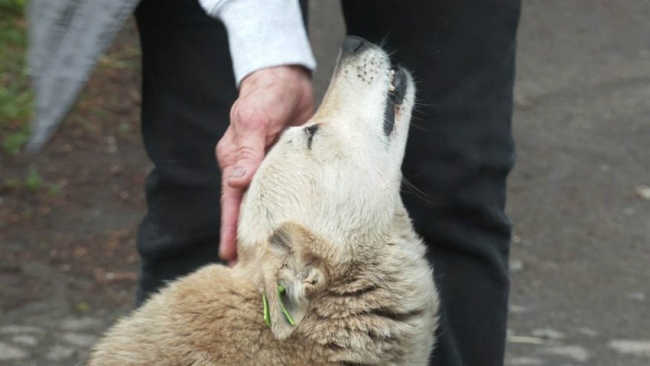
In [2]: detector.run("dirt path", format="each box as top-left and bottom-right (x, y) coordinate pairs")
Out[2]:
(0, 21), (148, 365)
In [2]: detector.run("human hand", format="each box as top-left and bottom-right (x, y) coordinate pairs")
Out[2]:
(216, 65), (314, 263)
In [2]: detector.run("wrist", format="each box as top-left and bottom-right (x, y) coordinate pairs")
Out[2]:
(240, 65), (312, 93)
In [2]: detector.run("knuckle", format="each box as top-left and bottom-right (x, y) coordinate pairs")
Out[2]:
(215, 138), (231, 165)
(235, 145), (261, 164)
(229, 100), (244, 123)
(216, 137), (228, 156)
(239, 116), (267, 132)
(230, 103), (270, 131)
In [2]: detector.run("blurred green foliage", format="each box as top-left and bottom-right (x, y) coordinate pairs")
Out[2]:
(0, 0), (27, 15)
(0, 0), (32, 155)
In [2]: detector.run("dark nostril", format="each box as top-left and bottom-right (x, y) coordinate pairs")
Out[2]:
(341, 36), (366, 53)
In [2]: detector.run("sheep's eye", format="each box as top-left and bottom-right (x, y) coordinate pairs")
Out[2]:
(305, 124), (320, 150)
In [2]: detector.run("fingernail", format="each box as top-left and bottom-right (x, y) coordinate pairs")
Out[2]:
(229, 166), (246, 178)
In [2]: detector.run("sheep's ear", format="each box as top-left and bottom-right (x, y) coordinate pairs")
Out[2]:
(262, 222), (327, 339)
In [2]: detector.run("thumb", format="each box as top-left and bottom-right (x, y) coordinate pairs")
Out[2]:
(227, 126), (266, 189)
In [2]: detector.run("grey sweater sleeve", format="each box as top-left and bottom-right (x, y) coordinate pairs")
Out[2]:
(198, 0), (317, 86)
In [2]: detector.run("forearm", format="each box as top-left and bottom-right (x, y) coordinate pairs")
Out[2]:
(198, 0), (316, 86)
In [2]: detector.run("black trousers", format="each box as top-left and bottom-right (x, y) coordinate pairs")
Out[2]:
(134, 1), (520, 365)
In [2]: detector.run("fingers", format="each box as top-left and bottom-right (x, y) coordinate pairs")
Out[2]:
(215, 116), (266, 262)
(216, 127), (235, 171)
(215, 119), (266, 261)
(227, 104), (268, 189)
(214, 66), (316, 263)
(219, 166), (242, 262)
(216, 128), (240, 262)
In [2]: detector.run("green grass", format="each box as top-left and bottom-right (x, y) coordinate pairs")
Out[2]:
(0, 0), (32, 156)
(1, 165), (61, 195)
(24, 166), (43, 191)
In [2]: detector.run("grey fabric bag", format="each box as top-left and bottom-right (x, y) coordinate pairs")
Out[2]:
(26, 0), (138, 151)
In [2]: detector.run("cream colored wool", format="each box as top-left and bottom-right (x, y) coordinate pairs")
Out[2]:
(90, 41), (438, 366)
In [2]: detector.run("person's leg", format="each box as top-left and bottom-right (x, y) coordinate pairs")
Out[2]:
(134, 0), (237, 304)
(340, 1), (520, 365)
